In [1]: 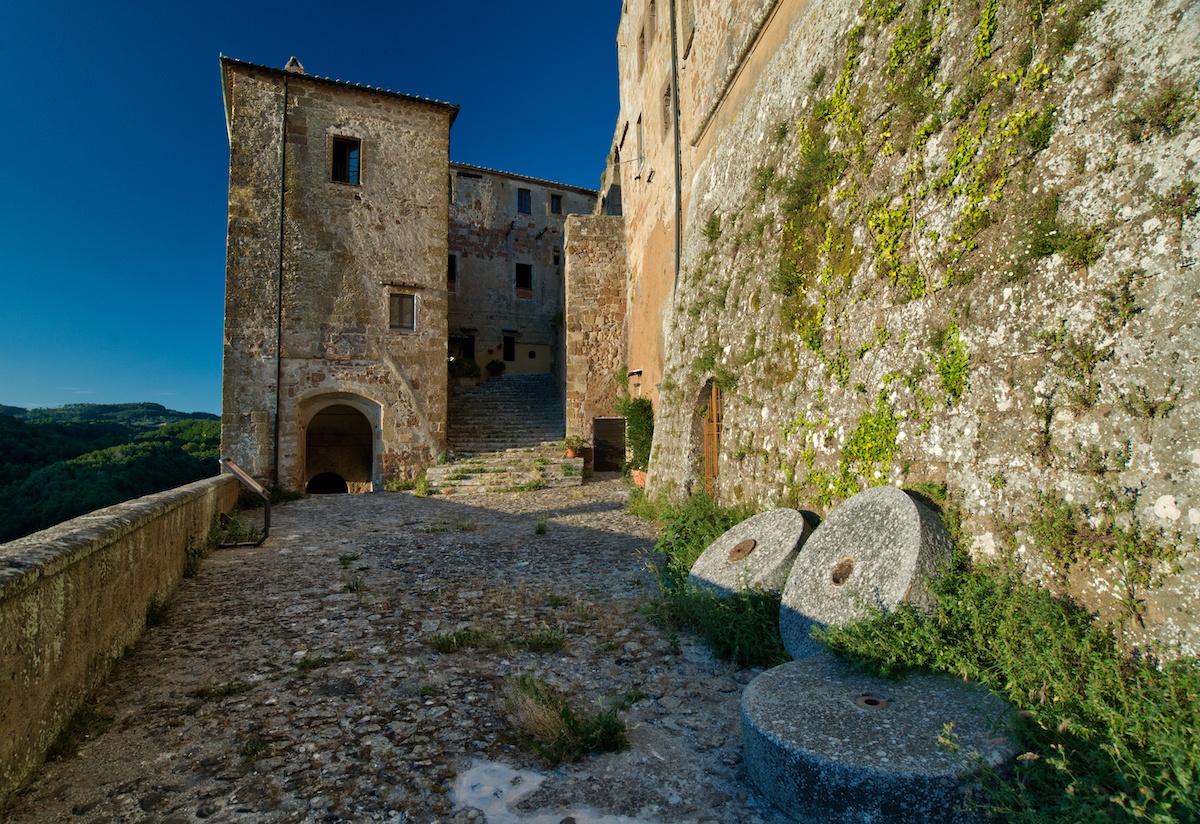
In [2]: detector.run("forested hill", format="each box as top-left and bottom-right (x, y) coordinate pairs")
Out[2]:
(3, 402), (218, 432)
(0, 404), (221, 544)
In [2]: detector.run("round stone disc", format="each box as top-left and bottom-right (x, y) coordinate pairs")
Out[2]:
(742, 655), (1015, 824)
(780, 486), (951, 659)
(688, 509), (814, 596)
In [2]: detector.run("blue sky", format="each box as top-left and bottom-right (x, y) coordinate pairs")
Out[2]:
(0, 1), (621, 416)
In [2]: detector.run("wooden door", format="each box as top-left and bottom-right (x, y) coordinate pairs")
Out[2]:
(703, 382), (723, 496)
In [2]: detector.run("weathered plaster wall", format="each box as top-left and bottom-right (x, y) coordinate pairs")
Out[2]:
(647, 0), (1200, 654)
(221, 61), (455, 489)
(565, 215), (629, 440)
(0, 475), (239, 807)
(613, 0), (813, 406)
(448, 165), (595, 378)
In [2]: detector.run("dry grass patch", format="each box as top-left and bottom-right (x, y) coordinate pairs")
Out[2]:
(503, 674), (628, 765)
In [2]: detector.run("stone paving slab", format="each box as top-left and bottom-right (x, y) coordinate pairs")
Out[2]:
(4, 479), (791, 824)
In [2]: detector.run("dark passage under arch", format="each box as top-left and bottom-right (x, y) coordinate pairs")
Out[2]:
(304, 404), (374, 493)
(306, 472), (349, 494)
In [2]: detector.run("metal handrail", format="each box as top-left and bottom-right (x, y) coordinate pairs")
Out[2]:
(218, 458), (270, 547)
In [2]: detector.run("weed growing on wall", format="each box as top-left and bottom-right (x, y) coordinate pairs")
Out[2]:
(932, 322), (969, 405)
(1120, 81), (1194, 143)
(1012, 491), (1183, 624)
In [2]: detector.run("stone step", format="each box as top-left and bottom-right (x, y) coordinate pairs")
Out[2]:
(426, 442), (582, 493)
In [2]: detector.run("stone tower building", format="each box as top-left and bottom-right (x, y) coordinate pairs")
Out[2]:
(220, 57), (457, 492)
(220, 58), (594, 492)
(448, 164), (596, 382)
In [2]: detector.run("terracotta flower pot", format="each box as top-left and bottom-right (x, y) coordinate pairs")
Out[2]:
(631, 469), (647, 488)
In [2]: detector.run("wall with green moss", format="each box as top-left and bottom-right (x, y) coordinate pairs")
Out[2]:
(649, 0), (1200, 655)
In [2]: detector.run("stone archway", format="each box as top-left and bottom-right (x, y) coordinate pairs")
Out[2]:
(303, 402), (377, 493)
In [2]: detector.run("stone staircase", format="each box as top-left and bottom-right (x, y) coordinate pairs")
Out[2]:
(428, 373), (581, 493)
(446, 373), (566, 454)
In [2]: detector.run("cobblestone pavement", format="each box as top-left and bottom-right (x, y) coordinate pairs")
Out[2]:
(7, 478), (791, 824)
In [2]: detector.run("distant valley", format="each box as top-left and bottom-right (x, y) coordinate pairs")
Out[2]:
(0, 403), (220, 543)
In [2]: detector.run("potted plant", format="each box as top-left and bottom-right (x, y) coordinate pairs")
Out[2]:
(563, 435), (586, 459)
(485, 359), (506, 378)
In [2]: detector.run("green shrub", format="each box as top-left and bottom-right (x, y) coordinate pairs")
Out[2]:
(449, 357), (482, 379)
(640, 494), (787, 667)
(817, 553), (1200, 823)
(642, 586), (789, 668)
(616, 396), (654, 471)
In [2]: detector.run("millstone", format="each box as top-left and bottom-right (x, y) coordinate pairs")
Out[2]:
(780, 486), (951, 659)
(742, 655), (1015, 824)
(688, 508), (815, 596)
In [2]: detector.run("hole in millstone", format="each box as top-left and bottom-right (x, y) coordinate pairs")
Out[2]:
(830, 557), (854, 586)
(853, 693), (890, 711)
(728, 538), (757, 562)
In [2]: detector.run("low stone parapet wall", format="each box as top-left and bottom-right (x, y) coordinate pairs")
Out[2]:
(0, 474), (240, 805)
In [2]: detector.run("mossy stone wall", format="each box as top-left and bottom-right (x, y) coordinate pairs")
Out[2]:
(650, 0), (1200, 654)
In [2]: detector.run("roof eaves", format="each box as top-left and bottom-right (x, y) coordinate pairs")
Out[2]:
(219, 56), (460, 124)
(449, 161), (598, 197)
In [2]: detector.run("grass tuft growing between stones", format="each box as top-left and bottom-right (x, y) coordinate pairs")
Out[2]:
(293, 653), (352, 674)
(504, 673), (628, 765)
(428, 626), (508, 653)
(46, 703), (114, 760)
(513, 624), (567, 654)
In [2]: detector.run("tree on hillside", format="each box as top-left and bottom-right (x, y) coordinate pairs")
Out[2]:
(0, 419), (221, 544)
(0, 414), (134, 489)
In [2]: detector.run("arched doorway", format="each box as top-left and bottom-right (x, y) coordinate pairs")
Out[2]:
(304, 403), (375, 493)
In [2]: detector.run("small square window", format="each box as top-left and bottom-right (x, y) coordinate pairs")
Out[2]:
(390, 293), (416, 331)
(332, 137), (361, 185)
(517, 188), (532, 214)
(515, 263), (533, 299)
(550, 194), (563, 214)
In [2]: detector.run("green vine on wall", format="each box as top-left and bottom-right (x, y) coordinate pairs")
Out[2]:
(933, 322), (969, 405)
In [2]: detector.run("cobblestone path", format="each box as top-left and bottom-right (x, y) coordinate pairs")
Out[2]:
(6, 479), (789, 824)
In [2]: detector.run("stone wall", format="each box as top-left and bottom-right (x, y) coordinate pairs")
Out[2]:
(641, 0), (1200, 654)
(221, 59), (456, 490)
(448, 164), (596, 379)
(0, 475), (239, 806)
(565, 216), (629, 441)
